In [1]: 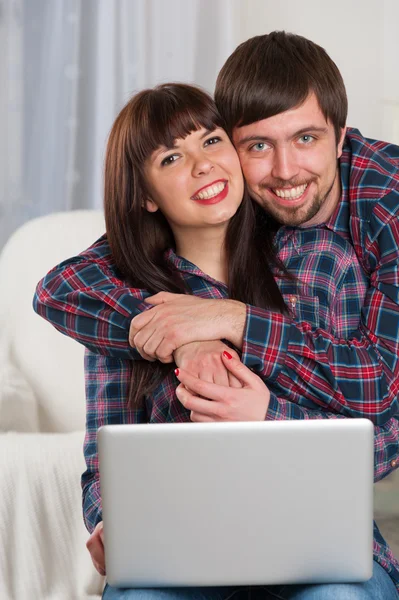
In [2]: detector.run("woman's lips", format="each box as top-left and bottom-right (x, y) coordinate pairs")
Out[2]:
(193, 182), (229, 205)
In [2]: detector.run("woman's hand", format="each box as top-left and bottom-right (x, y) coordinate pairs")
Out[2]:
(174, 340), (243, 387)
(175, 351), (270, 422)
(86, 521), (106, 576)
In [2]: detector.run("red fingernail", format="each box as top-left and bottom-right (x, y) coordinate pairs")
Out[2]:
(174, 368), (179, 376)
(223, 351), (232, 359)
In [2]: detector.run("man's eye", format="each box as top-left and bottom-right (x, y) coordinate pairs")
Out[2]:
(249, 142), (268, 152)
(298, 135), (314, 144)
(161, 154), (179, 166)
(204, 136), (221, 147)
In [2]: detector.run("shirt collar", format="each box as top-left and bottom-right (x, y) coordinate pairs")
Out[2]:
(164, 248), (228, 290)
(326, 127), (399, 235)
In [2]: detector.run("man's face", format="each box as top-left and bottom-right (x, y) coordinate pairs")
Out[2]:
(232, 93), (346, 227)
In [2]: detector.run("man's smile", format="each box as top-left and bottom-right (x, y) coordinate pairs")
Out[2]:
(272, 183), (308, 199)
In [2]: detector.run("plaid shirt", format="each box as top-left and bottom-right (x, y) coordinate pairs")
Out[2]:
(83, 237), (399, 591)
(34, 128), (399, 590)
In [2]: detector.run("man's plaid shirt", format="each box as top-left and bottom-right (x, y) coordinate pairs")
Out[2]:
(33, 129), (399, 591)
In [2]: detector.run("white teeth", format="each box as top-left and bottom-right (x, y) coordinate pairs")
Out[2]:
(193, 181), (225, 200)
(273, 184), (308, 199)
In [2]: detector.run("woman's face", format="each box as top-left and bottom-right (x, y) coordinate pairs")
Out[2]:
(143, 127), (244, 235)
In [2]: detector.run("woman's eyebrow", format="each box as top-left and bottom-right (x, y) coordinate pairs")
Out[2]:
(153, 128), (217, 159)
(199, 128), (216, 139)
(152, 144), (178, 159)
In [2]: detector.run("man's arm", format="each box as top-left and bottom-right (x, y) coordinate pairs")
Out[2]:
(265, 394), (399, 483)
(34, 225), (399, 424)
(241, 210), (399, 425)
(82, 350), (146, 533)
(33, 235), (149, 360)
(175, 354), (399, 483)
(133, 208), (398, 424)
(127, 277), (399, 425)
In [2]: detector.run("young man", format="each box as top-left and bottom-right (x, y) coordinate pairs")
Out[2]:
(34, 32), (399, 597)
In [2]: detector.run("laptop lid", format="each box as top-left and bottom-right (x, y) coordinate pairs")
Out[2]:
(98, 419), (374, 588)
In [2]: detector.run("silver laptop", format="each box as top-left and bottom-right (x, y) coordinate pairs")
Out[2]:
(98, 419), (374, 588)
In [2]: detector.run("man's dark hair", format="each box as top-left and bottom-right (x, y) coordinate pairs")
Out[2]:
(215, 31), (347, 142)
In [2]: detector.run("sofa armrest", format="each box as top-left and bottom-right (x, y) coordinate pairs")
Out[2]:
(0, 431), (103, 600)
(0, 353), (40, 433)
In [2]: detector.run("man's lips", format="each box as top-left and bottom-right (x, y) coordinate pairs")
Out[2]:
(263, 182), (312, 207)
(273, 183), (308, 199)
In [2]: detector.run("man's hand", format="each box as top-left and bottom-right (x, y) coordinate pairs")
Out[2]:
(174, 341), (243, 387)
(86, 521), (106, 577)
(175, 351), (270, 422)
(129, 292), (246, 363)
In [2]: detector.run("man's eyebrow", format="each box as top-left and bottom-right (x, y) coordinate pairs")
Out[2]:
(236, 135), (269, 147)
(294, 126), (329, 136)
(236, 126), (328, 147)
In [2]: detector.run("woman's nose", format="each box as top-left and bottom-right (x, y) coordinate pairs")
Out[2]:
(192, 155), (214, 177)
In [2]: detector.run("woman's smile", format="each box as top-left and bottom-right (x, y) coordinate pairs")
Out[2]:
(191, 180), (228, 205)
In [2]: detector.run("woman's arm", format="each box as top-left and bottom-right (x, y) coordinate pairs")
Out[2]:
(82, 350), (147, 533)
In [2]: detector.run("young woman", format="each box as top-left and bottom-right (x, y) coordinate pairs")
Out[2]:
(85, 83), (290, 589)
(35, 84), (398, 599)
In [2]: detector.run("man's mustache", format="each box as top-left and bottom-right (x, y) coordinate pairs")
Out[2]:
(259, 178), (314, 190)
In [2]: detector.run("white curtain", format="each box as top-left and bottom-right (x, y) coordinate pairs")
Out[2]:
(0, 0), (23, 248)
(0, 0), (236, 249)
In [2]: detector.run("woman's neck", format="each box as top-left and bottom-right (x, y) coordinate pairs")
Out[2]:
(175, 226), (228, 285)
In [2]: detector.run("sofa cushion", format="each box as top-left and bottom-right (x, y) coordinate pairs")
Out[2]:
(0, 211), (105, 432)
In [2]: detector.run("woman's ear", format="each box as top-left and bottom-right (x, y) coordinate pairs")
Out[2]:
(144, 198), (159, 213)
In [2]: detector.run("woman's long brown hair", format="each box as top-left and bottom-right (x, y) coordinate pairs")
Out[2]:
(104, 83), (287, 407)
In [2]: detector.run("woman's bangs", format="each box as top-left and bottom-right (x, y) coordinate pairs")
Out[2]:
(134, 93), (224, 163)
(158, 105), (223, 148)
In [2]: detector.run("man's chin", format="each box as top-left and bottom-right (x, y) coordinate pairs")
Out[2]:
(260, 197), (322, 227)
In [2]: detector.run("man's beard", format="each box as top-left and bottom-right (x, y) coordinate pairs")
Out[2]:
(257, 178), (335, 227)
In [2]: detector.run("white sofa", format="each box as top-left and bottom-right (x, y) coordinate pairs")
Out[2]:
(0, 211), (106, 600)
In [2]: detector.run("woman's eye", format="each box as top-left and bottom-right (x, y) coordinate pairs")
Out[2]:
(161, 154), (179, 166)
(204, 136), (221, 147)
(298, 135), (314, 144)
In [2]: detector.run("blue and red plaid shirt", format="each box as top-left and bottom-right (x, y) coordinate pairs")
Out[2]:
(33, 128), (399, 591)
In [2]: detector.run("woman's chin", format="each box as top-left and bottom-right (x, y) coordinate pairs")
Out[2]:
(207, 204), (241, 226)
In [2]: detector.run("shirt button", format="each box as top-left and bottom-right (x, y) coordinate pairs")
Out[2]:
(390, 459), (398, 468)
(289, 295), (297, 306)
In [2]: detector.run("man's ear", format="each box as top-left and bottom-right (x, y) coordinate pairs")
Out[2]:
(337, 126), (347, 159)
(144, 198), (159, 213)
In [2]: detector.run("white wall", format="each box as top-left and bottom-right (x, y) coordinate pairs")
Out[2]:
(229, 0), (399, 143)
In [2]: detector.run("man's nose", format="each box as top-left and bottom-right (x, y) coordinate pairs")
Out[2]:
(271, 147), (299, 182)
